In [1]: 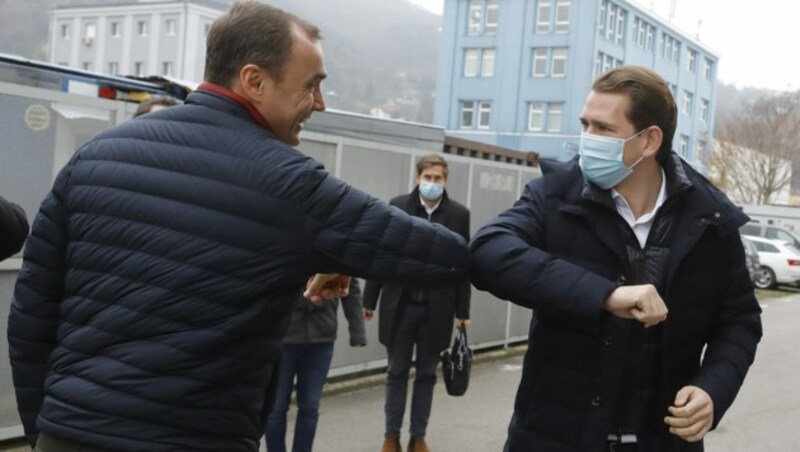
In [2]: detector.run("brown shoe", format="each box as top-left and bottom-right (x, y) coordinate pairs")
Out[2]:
(381, 435), (402, 452)
(407, 437), (430, 452)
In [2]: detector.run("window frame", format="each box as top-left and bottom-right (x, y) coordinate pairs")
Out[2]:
(477, 101), (492, 129)
(547, 102), (564, 132)
(532, 48), (548, 77)
(460, 101), (475, 128)
(528, 102), (545, 131)
(484, 0), (499, 35)
(554, 0), (570, 33)
(464, 48), (480, 77)
(481, 48), (496, 77)
(536, 0), (552, 34)
(551, 47), (567, 77)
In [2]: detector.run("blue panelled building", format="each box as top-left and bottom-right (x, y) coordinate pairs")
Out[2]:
(434, 0), (718, 169)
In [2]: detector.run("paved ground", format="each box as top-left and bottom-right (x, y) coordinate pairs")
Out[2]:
(3, 293), (799, 451)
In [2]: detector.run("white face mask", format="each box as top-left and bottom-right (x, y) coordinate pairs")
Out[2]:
(578, 129), (647, 189)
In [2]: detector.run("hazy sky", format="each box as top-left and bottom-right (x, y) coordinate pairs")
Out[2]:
(407, 0), (798, 91)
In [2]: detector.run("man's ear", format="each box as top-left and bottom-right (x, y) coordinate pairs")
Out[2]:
(643, 126), (663, 159)
(234, 64), (267, 103)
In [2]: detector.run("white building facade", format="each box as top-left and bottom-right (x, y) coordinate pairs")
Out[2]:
(49, 0), (232, 83)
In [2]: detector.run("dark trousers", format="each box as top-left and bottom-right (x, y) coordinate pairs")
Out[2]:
(265, 342), (335, 452)
(385, 302), (439, 438)
(34, 433), (105, 452)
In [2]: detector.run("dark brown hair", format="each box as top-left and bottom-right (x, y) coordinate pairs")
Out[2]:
(204, 0), (321, 87)
(133, 96), (179, 117)
(592, 66), (677, 165)
(416, 154), (449, 178)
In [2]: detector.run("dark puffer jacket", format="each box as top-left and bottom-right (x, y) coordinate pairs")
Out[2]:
(7, 89), (468, 451)
(470, 153), (762, 451)
(0, 195), (28, 260)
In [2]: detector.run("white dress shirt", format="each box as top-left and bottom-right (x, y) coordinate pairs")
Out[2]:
(610, 169), (667, 249)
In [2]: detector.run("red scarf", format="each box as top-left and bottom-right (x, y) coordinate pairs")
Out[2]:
(197, 82), (273, 132)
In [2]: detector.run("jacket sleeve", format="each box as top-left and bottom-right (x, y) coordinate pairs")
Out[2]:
(341, 278), (367, 346)
(469, 178), (618, 322)
(362, 278), (381, 311)
(303, 165), (469, 291)
(688, 232), (762, 429)
(455, 206), (471, 319)
(0, 195), (29, 260)
(7, 167), (72, 446)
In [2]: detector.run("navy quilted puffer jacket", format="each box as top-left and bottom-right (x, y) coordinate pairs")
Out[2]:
(7, 89), (468, 451)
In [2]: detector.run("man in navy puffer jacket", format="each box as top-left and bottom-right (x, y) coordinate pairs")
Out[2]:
(7, 2), (469, 451)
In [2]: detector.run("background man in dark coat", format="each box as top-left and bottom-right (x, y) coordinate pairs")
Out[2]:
(470, 66), (762, 452)
(7, 3), (468, 451)
(0, 195), (28, 260)
(364, 154), (471, 452)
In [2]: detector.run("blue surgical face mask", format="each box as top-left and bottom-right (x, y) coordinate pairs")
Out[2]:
(419, 181), (445, 201)
(578, 129), (647, 189)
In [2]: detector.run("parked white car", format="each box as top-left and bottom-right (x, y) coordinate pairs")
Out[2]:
(744, 235), (800, 289)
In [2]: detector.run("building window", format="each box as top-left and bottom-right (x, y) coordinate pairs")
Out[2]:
(61, 24), (71, 39)
(204, 23), (211, 37)
(58, 61), (68, 67)
(704, 58), (714, 80)
(700, 98), (709, 122)
(696, 139), (707, 159)
(547, 102), (564, 132)
(551, 48), (567, 77)
(108, 62), (119, 75)
(84, 23), (96, 43)
(682, 91), (693, 115)
(137, 20), (149, 37)
(679, 135), (689, 155)
(481, 48), (496, 77)
(110, 21), (121, 38)
(532, 48), (548, 77)
(669, 83), (678, 98)
(478, 101), (492, 128)
(595, 51), (621, 76)
(464, 48), (495, 77)
(460, 101), (475, 128)
(554, 0), (570, 33)
(599, 1), (626, 44)
(528, 102), (545, 131)
(134, 61), (145, 77)
(536, 0), (552, 34)
(662, 34), (680, 63)
(165, 19), (177, 36)
(467, 0), (498, 35)
(632, 17), (654, 51)
(614, 7), (625, 44)
(464, 49), (480, 77)
(687, 49), (697, 72)
(162, 61), (173, 76)
(485, 0), (499, 34)
(468, 0), (483, 35)
(82, 62), (92, 71)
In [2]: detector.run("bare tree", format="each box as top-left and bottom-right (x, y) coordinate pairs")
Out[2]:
(711, 91), (800, 205)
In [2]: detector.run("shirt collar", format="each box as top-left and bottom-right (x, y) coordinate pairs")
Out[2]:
(611, 168), (667, 224)
(419, 195), (441, 215)
(197, 82), (273, 132)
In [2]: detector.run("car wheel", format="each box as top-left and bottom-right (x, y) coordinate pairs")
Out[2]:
(754, 266), (776, 290)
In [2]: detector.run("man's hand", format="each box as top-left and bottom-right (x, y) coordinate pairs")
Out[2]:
(304, 273), (350, 305)
(665, 386), (714, 442)
(363, 308), (374, 320)
(455, 318), (470, 329)
(603, 284), (668, 328)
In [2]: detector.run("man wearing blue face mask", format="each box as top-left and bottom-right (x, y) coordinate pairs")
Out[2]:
(470, 66), (761, 452)
(364, 154), (471, 452)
